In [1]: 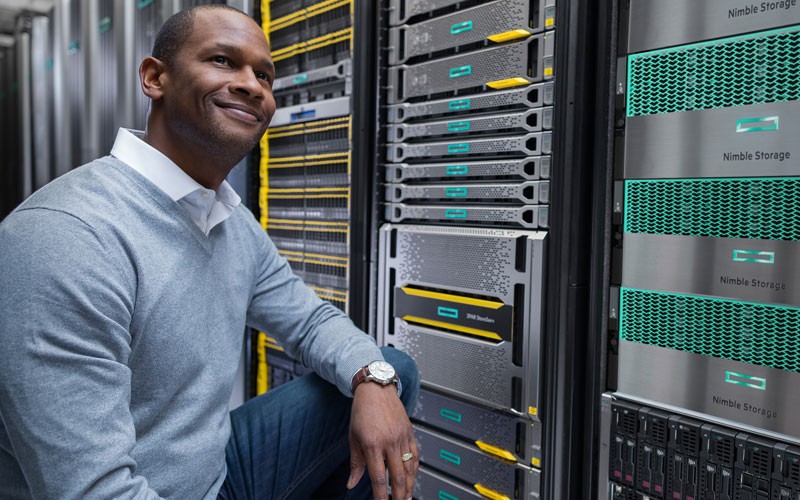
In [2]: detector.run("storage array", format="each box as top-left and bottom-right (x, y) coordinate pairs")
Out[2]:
(255, 0), (355, 394)
(376, 0), (556, 497)
(603, 1), (800, 498)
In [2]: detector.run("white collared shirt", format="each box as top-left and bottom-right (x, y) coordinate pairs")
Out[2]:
(110, 128), (241, 236)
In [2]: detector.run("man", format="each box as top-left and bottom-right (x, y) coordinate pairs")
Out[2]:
(0, 5), (419, 499)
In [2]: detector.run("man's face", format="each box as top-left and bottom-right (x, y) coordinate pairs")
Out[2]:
(162, 9), (276, 157)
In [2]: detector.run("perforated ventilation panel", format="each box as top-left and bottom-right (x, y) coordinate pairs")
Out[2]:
(620, 288), (800, 372)
(396, 230), (516, 297)
(394, 321), (511, 407)
(624, 178), (800, 240)
(627, 26), (800, 117)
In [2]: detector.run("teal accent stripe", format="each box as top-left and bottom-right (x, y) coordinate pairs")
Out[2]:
(137, 0), (155, 9)
(450, 20), (473, 34)
(619, 288), (800, 372)
(445, 187), (467, 197)
(736, 116), (779, 133)
(440, 449), (461, 465)
(725, 371), (767, 390)
(439, 491), (459, 500)
(449, 99), (471, 110)
(449, 65), (472, 78)
(446, 165), (468, 175)
(437, 306), (459, 318)
(445, 209), (467, 219)
(733, 249), (775, 264)
(447, 143), (470, 154)
(440, 408), (463, 422)
(293, 74), (309, 84)
(447, 121), (470, 132)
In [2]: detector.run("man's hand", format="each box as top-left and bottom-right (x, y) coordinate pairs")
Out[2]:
(346, 382), (418, 500)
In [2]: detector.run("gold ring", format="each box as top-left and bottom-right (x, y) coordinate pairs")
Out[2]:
(401, 452), (413, 462)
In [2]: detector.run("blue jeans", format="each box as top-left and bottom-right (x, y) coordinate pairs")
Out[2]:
(218, 347), (420, 500)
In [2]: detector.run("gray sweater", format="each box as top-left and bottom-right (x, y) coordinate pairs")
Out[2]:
(0, 157), (382, 499)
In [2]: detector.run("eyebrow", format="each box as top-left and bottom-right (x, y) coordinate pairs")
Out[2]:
(210, 43), (275, 75)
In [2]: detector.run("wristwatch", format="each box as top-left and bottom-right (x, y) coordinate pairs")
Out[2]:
(351, 360), (402, 396)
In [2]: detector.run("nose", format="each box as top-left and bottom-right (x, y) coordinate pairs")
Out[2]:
(232, 67), (265, 99)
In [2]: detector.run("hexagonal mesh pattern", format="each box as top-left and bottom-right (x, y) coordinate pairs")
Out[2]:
(619, 288), (800, 372)
(627, 26), (800, 117)
(624, 178), (800, 240)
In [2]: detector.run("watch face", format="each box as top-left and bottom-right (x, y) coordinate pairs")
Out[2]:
(368, 360), (396, 382)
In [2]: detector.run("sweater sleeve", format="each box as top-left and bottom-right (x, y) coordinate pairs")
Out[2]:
(244, 219), (383, 396)
(0, 209), (163, 500)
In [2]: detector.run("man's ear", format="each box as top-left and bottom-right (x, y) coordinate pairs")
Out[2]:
(139, 56), (168, 101)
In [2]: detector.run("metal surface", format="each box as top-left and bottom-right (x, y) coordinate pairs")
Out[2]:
(617, 340), (800, 439)
(387, 203), (549, 228)
(624, 100), (800, 179)
(30, 15), (51, 190)
(414, 466), (486, 499)
(388, 0), (546, 65)
(387, 157), (551, 183)
(622, 234), (800, 307)
(414, 424), (541, 498)
(413, 387), (543, 465)
(272, 59), (351, 92)
(17, 30), (32, 198)
(387, 108), (552, 142)
(386, 82), (554, 124)
(388, 180), (550, 204)
(387, 132), (552, 162)
(387, 31), (554, 104)
(378, 224), (547, 416)
(597, 394), (613, 500)
(387, 0), (463, 26)
(627, 0), (800, 54)
(270, 95), (351, 126)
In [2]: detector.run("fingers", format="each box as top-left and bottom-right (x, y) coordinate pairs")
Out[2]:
(403, 435), (419, 497)
(365, 446), (392, 500)
(386, 447), (408, 500)
(347, 432), (366, 489)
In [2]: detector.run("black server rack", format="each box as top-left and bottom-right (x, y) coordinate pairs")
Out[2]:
(255, 0), (369, 394)
(375, 0), (560, 497)
(599, 1), (800, 499)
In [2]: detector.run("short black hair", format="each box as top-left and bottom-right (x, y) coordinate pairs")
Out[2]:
(151, 5), (255, 68)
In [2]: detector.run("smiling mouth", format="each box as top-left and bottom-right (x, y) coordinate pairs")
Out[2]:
(217, 104), (260, 123)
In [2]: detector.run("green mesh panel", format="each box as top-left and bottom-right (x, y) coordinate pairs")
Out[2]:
(620, 288), (800, 372)
(624, 177), (800, 240)
(627, 26), (800, 117)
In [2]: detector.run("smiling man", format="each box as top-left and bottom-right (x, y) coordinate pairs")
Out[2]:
(0, 5), (419, 500)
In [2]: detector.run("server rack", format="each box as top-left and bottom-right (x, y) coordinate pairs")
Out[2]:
(370, 0), (610, 498)
(255, 0), (377, 394)
(599, 1), (800, 498)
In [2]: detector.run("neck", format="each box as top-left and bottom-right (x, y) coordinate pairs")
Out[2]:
(143, 121), (238, 190)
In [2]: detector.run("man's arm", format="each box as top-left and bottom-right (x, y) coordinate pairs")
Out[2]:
(244, 223), (418, 499)
(0, 209), (162, 499)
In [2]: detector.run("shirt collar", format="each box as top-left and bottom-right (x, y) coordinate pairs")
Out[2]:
(110, 128), (241, 208)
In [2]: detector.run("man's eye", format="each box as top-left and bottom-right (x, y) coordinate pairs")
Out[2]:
(255, 71), (268, 81)
(213, 56), (228, 64)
